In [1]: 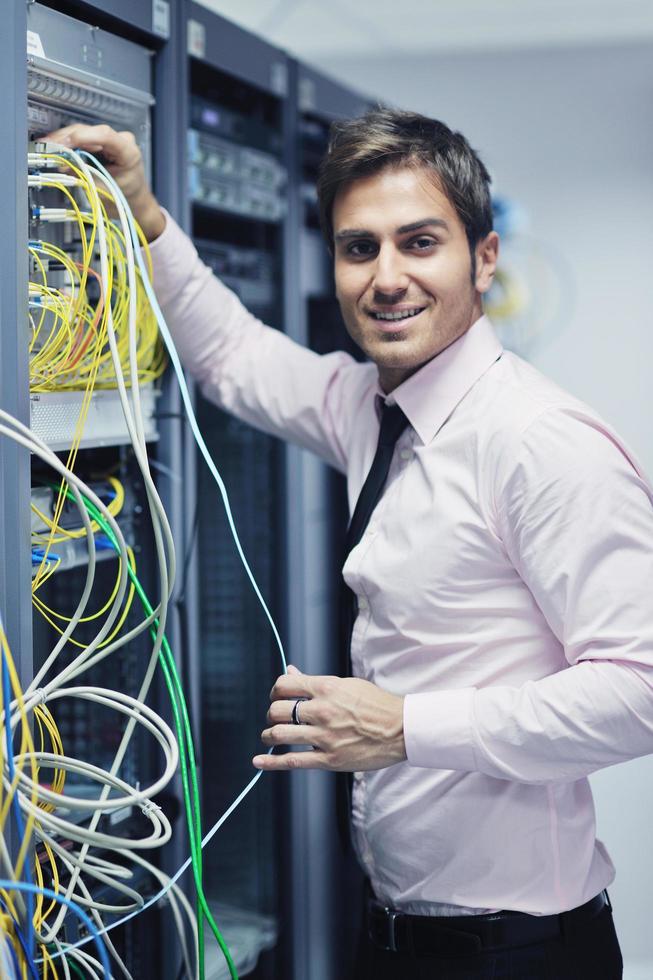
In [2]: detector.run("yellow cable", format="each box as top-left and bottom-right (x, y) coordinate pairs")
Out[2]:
(31, 475), (125, 545)
(33, 546), (136, 650)
(0, 622), (38, 882)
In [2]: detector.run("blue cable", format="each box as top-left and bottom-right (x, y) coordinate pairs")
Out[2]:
(6, 936), (23, 980)
(1, 640), (35, 955)
(0, 896), (38, 980)
(0, 881), (111, 978)
(38, 761), (265, 965)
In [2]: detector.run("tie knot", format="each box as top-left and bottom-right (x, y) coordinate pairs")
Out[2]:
(378, 403), (409, 448)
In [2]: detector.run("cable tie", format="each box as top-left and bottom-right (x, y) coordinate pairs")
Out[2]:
(33, 689), (48, 706)
(140, 800), (162, 818)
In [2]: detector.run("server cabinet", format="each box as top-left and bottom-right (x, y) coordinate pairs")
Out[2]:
(3, 2), (189, 977)
(185, 5), (289, 978)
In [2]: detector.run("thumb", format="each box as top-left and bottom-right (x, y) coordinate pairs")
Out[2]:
(287, 664), (302, 676)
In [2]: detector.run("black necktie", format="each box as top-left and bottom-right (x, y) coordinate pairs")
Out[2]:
(337, 402), (410, 850)
(339, 402), (410, 676)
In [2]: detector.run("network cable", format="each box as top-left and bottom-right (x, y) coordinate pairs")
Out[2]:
(11, 143), (295, 979)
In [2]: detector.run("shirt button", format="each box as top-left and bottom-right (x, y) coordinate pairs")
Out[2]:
(399, 448), (412, 460)
(358, 597), (369, 611)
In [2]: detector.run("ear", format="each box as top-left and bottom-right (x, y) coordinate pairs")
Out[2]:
(475, 231), (500, 295)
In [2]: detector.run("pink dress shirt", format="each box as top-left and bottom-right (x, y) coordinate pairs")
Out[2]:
(149, 214), (653, 917)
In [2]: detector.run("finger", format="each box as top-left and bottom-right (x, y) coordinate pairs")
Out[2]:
(269, 672), (314, 701)
(40, 124), (140, 168)
(260, 724), (320, 747)
(267, 701), (308, 727)
(252, 750), (327, 771)
(41, 123), (105, 148)
(287, 664), (302, 675)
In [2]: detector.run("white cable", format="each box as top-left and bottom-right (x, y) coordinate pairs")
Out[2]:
(0, 931), (17, 980)
(68, 948), (106, 980)
(38, 847), (134, 980)
(27, 149), (178, 947)
(113, 850), (197, 980)
(23, 147), (292, 971)
(0, 413), (127, 698)
(3, 411), (130, 694)
(79, 150), (287, 670)
(44, 764), (264, 961)
(27, 175), (82, 187)
(52, 939), (72, 980)
(12, 687), (179, 811)
(30, 145), (290, 969)
(35, 832), (145, 914)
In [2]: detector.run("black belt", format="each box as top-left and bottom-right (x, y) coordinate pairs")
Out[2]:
(367, 890), (611, 957)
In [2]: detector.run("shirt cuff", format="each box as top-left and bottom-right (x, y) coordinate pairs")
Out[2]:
(403, 688), (478, 771)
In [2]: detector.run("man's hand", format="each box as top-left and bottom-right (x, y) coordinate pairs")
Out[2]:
(39, 123), (166, 243)
(253, 665), (406, 772)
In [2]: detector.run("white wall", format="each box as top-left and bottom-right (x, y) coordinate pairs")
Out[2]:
(321, 42), (653, 968)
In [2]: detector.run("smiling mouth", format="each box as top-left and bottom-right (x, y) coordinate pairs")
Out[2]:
(368, 306), (426, 322)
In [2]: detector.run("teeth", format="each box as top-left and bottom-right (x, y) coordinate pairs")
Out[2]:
(372, 308), (423, 321)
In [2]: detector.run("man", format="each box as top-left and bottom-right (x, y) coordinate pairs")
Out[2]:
(46, 110), (650, 979)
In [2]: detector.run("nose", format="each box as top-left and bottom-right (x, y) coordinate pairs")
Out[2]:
(371, 243), (409, 298)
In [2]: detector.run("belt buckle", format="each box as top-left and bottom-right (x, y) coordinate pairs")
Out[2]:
(383, 908), (401, 953)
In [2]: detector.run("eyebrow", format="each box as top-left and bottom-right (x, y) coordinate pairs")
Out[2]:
(334, 217), (449, 242)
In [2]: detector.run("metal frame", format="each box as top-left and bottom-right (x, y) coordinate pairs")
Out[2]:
(1, 5), (32, 703)
(150, 4), (193, 978)
(34, 0), (172, 40)
(187, 1), (288, 98)
(297, 61), (371, 121)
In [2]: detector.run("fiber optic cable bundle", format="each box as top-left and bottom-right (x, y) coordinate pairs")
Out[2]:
(0, 144), (289, 979)
(28, 152), (166, 393)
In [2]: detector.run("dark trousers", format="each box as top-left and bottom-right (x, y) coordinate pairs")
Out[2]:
(354, 900), (623, 979)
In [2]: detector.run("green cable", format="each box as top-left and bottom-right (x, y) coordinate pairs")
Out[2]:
(51, 488), (238, 979)
(88, 500), (236, 980)
(63, 955), (86, 979)
(90, 500), (234, 978)
(47, 946), (86, 980)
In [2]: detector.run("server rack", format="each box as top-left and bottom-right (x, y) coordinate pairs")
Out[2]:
(3, 1), (190, 977)
(184, 5), (290, 978)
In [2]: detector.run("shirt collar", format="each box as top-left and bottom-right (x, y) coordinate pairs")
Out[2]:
(376, 315), (503, 446)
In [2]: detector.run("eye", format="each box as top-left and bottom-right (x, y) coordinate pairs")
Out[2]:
(407, 236), (437, 251)
(345, 240), (377, 258)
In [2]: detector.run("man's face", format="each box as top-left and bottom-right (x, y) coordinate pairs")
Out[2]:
(332, 165), (498, 393)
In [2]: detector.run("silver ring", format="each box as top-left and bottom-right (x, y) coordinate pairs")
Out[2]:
(291, 697), (309, 725)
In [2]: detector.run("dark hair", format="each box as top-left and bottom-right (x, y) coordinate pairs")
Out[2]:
(317, 107), (493, 259)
